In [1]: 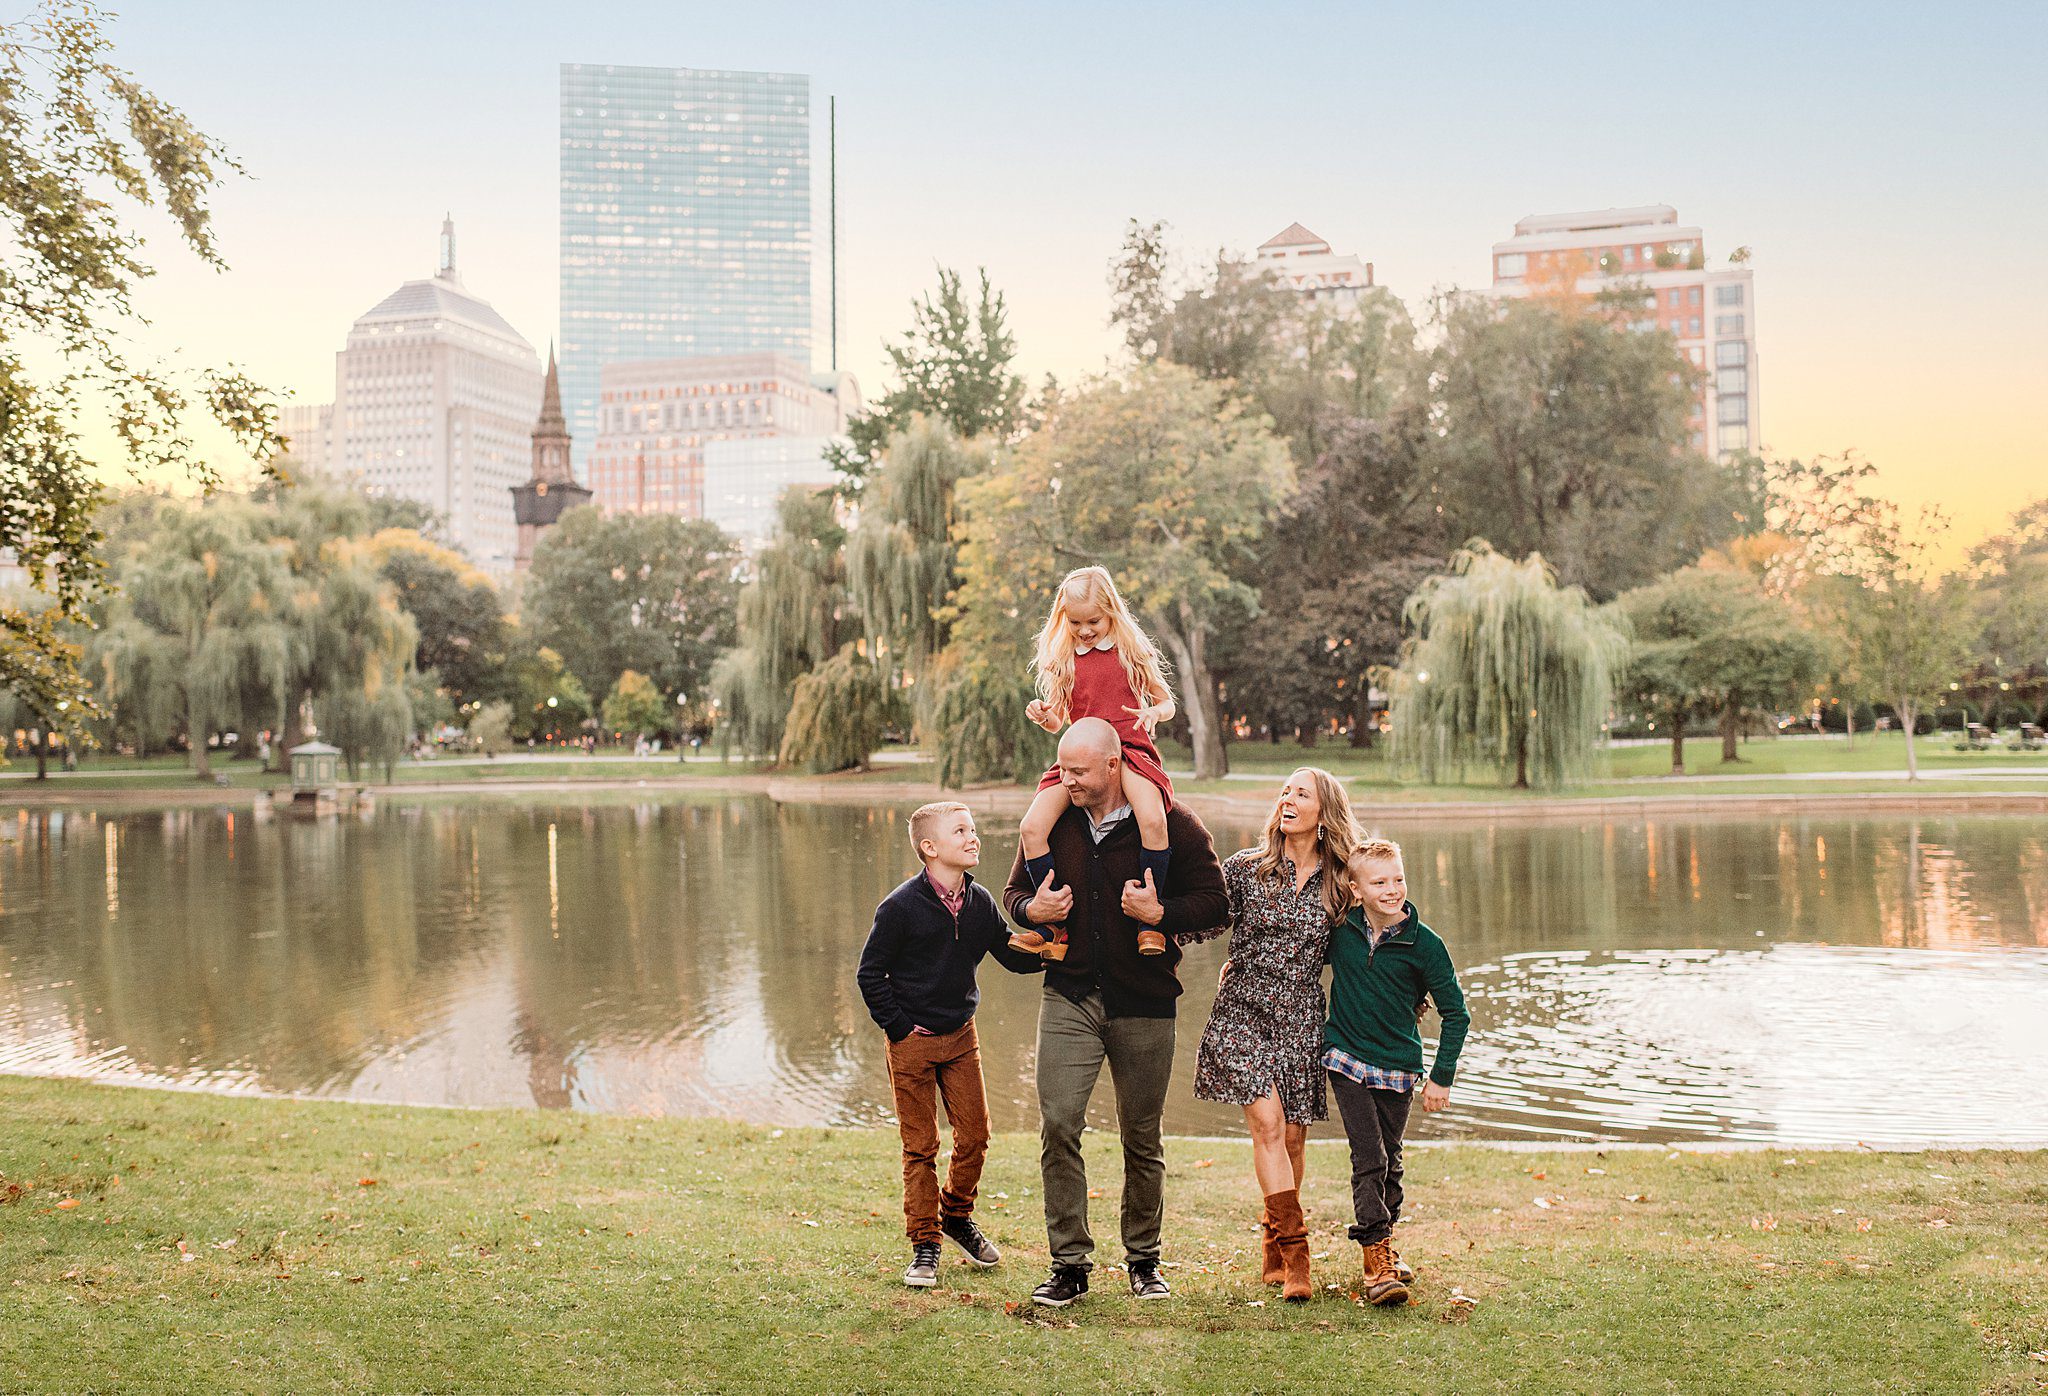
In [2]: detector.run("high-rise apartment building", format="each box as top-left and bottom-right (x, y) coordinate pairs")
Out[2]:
(1256, 223), (1375, 306)
(559, 64), (812, 468)
(331, 220), (543, 573)
(1488, 206), (1758, 457)
(584, 353), (854, 520)
(277, 401), (334, 476)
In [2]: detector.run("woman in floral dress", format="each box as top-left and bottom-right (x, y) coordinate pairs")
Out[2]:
(1193, 766), (1357, 1301)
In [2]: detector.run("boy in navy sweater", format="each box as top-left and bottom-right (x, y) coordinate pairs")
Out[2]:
(857, 801), (1045, 1288)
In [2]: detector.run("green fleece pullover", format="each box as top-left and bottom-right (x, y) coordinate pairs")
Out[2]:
(1324, 901), (1471, 1087)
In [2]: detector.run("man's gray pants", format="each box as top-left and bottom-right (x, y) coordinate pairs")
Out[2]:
(1035, 984), (1177, 1271)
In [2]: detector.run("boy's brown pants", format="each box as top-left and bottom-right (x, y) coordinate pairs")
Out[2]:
(885, 1020), (990, 1244)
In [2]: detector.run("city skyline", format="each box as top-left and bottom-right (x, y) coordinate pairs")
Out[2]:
(86, 1), (2047, 559)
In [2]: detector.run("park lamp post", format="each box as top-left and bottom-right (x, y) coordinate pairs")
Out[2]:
(676, 692), (689, 761)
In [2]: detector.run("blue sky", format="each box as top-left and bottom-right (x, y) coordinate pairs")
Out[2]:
(101, 0), (2048, 548)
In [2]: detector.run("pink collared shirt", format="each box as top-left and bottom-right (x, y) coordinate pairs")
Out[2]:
(926, 868), (967, 919)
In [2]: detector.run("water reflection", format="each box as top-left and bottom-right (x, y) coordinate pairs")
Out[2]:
(3, 799), (2046, 1145)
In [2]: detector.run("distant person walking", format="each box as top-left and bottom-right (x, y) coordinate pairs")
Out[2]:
(1193, 767), (1356, 1301)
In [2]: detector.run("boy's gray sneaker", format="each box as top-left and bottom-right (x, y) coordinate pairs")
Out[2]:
(903, 1241), (941, 1288)
(941, 1214), (1000, 1267)
(1128, 1260), (1171, 1300)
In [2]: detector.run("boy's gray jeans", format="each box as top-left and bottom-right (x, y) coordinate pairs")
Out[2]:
(1035, 984), (1177, 1271)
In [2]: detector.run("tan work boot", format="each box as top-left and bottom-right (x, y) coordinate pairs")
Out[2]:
(1136, 928), (1168, 956)
(1259, 1210), (1284, 1285)
(1388, 1238), (1416, 1285)
(1264, 1190), (1312, 1302)
(1007, 927), (1048, 954)
(1361, 1239), (1409, 1306)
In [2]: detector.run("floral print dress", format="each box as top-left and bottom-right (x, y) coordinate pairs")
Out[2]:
(1193, 848), (1335, 1124)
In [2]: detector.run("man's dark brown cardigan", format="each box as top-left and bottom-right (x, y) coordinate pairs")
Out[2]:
(1003, 803), (1229, 1019)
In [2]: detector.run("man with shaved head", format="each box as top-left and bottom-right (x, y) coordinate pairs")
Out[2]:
(1003, 716), (1228, 1307)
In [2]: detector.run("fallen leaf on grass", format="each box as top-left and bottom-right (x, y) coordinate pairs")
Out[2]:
(1193, 1159), (1214, 1169)
(211, 1239), (236, 1250)
(1532, 1197), (1553, 1209)
(1086, 1189), (1102, 1199)
(2026, 1351), (2047, 1363)
(55, 1199), (80, 1211)
(1856, 1218), (1873, 1233)
(357, 1178), (377, 1188)
(1584, 1167), (1606, 1176)
(801, 1220), (820, 1228)
(1749, 1215), (1778, 1232)
(1245, 1299), (1266, 1308)
(1623, 1194), (1649, 1204)
(176, 1240), (195, 1263)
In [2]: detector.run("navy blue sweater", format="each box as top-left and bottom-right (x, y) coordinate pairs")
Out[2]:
(857, 870), (1046, 1042)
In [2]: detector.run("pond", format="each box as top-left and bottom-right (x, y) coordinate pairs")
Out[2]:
(2, 795), (2045, 1146)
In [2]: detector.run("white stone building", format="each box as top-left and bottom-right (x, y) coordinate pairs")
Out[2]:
(1256, 223), (1376, 306)
(331, 220), (543, 573)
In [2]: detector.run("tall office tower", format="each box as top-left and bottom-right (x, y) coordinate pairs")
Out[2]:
(331, 219), (544, 574)
(1256, 223), (1376, 307)
(559, 63), (812, 469)
(1488, 206), (1758, 458)
(584, 352), (854, 519)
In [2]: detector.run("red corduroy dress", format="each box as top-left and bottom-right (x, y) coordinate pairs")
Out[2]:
(1036, 645), (1175, 808)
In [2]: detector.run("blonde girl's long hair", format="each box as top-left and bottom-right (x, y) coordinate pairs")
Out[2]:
(1031, 566), (1174, 724)
(1252, 766), (1357, 923)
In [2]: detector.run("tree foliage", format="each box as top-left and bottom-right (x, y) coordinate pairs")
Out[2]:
(845, 415), (984, 682)
(777, 643), (899, 774)
(368, 530), (509, 712)
(521, 507), (741, 708)
(601, 669), (668, 738)
(1388, 543), (1626, 789)
(829, 267), (1026, 485)
(1615, 566), (1824, 771)
(1, 2), (282, 720)
(710, 487), (855, 756)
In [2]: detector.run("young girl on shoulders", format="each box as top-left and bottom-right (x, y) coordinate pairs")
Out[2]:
(1017, 566), (1178, 954)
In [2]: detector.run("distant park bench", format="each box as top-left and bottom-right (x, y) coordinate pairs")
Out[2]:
(2016, 723), (2048, 752)
(1953, 723), (2000, 751)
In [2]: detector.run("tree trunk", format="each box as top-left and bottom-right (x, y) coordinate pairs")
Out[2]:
(1669, 724), (1685, 775)
(1719, 703), (1741, 763)
(1844, 703), (1855, 748)
(1299, 723), (1318, 749)
(33, 727), (48, 781)
(1156, 601), (1228, 779)
(1514, 731), (1529, 789)
(187, 694), (212, 780)
(1351, 687), (1374, 748)
(1901, 696), (1920, 780)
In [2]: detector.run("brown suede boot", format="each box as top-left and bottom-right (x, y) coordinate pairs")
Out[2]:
(1258, 1210), (1284, 1285)
(1264, 1190), (1312, 1302)
(1361, 1239), (1409, 1306)
(1007, 927), (1048, 954)
(1136, 928), (1168, 956)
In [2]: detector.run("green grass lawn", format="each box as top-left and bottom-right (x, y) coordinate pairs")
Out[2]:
(4, 1077), (2043, 1394)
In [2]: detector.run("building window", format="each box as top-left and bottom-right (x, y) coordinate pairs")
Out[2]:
(1717, 341), (1748, 367)
(1495, 253), (1526, 280)
(1718, 367), (1748, 394)
(1716, 284), (1745, 306)
(1717, 394), (1748, 425)
(1621, 245), (1636, 266)
(1689, 316), (1701, 336)
(1716, 315), (1745, 337)
(1719, 424), (1749, 452)
(1688, 286), (1701, 305)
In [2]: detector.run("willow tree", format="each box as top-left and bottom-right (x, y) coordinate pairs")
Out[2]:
(779, 643), (899, 774)
(709, 487), (855, 756)
(846, 415), (982, 681)
(300, 537), (417, 778)
(1388, 543), (1625, 789)
(94, 500), (294, 780)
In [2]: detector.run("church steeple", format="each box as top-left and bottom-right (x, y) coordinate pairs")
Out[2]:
(510, 339), (589, 572)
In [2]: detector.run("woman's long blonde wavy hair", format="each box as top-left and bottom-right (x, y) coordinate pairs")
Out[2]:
(1032, 566), (1174, 724)
(1252, 766), (1358, 923)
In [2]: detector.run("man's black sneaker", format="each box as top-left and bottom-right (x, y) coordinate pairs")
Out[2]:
(1031, 1264), (1089, 1307)
(903, 1241), (941, 1289)
(941, 1214), (1001, 1267)
(1128, 1260), (1171, 1300)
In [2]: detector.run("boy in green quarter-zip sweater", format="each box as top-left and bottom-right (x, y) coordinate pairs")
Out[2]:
(1323, 836), (1471, 1307)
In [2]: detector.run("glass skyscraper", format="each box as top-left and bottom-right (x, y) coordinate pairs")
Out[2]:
(558, 63), (812, 467)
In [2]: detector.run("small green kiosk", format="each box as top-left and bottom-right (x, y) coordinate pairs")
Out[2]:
(289, 740), (342, 803)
